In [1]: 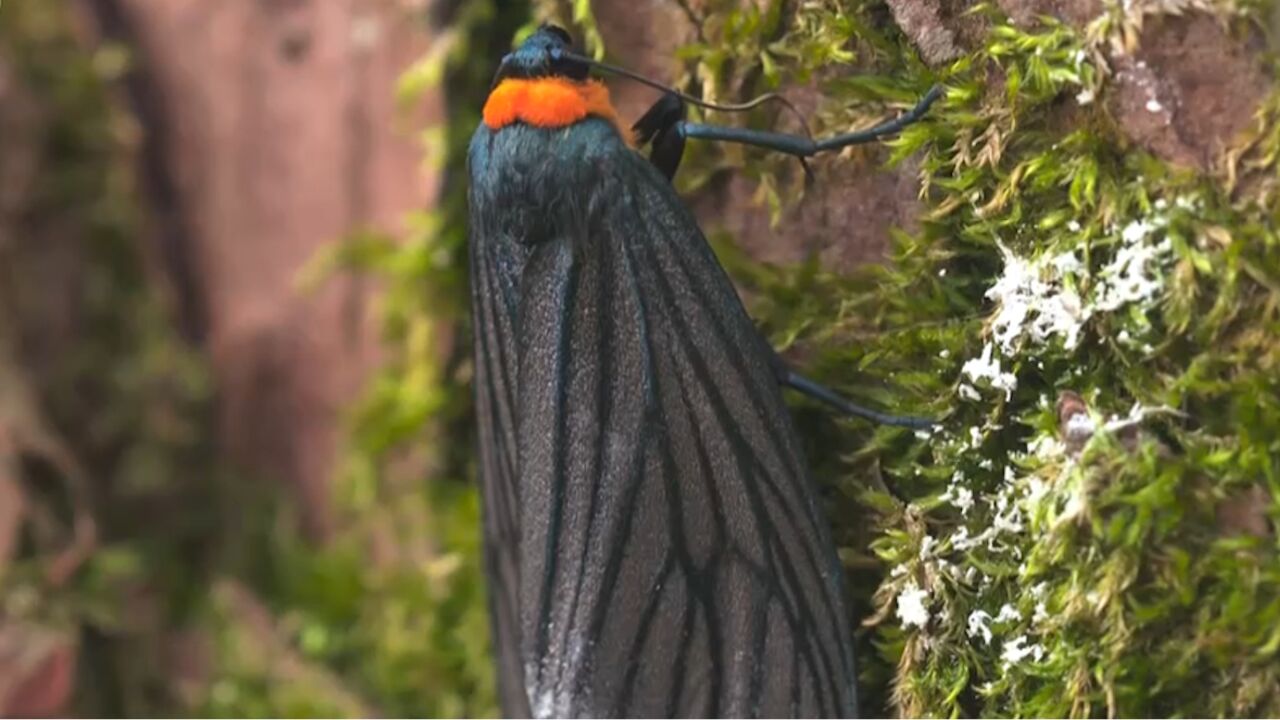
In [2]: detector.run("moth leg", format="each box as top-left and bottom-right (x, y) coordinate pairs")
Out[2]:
(678, 84), (942, 158)
(774, 362), (937, 430)
(632, 92), (688, 181)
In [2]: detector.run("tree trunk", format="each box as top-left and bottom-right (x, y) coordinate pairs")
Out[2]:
(83, 0), (440, 540)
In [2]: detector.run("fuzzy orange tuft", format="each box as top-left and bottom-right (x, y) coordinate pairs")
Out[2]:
(483, 78), (633, 145)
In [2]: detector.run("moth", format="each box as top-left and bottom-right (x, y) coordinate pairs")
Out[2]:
(467, 25), (938, 718)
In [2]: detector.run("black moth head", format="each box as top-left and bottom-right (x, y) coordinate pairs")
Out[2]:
(493, 24), (589, 84)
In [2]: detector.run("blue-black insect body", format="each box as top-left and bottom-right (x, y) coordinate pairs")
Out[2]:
(468, 24), (938, 719)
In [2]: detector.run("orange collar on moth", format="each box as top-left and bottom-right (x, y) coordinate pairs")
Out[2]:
(483, 77), (634, 146)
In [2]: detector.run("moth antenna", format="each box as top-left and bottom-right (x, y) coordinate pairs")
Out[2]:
(559, 50), (813, 134)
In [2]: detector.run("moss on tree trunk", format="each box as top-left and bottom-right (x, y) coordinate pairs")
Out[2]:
(528, 1), (1280, 716)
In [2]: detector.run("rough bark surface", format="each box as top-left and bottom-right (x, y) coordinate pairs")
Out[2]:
(592, 0), (924, 269)
(1108, 13), (1269, 171)
(592, 1), (1269, 268)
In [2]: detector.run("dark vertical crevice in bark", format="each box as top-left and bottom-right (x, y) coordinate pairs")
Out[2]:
(77, 0), (209, 344)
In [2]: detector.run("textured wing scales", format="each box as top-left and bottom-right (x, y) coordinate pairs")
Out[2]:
(512, 148), (858, 718)
(470, 226), (532, 718)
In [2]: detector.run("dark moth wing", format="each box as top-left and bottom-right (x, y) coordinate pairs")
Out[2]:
(469, 117), (858, 718)
(469, 157), (533, 715)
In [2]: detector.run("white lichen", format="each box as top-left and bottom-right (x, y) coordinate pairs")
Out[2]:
(991, 488), (1026, 537)
(1033, 601), (1050, 623)
(962, 343), (1018, 399)
(897, 583), (932, 629)
(963, 212), (1174, 390)
(1001, 635), (1045, 668)
(969, 426), (985, 448)
(1025, 476), (1051, 507)
(940, 476), (976, 515)
(1065, 412), (1097, 444)
(995, 603), (1022, 624)
(968, 610), (994, 644)
(1094, 220), (1173, 312)
(983, 244), (1091, 356)
(920, 534), (938, 560)
(1103, 402), (1184, 434)
(1051, 250), (1083, 276)
(1027, 434), (1066, 461)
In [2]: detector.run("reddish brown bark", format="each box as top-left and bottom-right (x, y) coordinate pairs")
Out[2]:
(592, 0), (920, 271)
(0, 625), (77, 718)
(91, 0), (440, 539)
(593, 1), (1268, 270)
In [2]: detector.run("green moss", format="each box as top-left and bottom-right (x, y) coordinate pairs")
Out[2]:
(2, 2), (231, 715)
(4, 2), (520, 715)
(535, 1), (1279, 717)
(237, 2), (533, 718)
(196, 480), (494, 718)
(287, 0), (1280, 716)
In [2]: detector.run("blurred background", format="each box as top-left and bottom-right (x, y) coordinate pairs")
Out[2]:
(1, 0), (528, 715)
